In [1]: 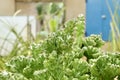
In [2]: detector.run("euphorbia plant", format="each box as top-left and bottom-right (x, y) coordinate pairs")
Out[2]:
(90, 52), (120, 80)
(0, 15), (110, 80)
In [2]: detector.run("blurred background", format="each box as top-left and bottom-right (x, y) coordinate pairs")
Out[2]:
(0, 0), (85, 56)
(0, 0), (120, 55)
(0, 0), (85, 19)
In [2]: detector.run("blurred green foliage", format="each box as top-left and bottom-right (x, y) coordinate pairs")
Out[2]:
(36, 3), (64, 38)
(107, 0), (120, 51)
(0, 13), (120, 80)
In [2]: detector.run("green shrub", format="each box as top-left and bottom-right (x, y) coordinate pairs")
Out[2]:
(1, 15), (119, 80)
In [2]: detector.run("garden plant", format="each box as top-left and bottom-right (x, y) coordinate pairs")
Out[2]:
(107, 0), (120, 51)
(0, 15), (120, 80)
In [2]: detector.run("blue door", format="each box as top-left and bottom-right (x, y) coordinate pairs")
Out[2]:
(86, 0), (113, 41)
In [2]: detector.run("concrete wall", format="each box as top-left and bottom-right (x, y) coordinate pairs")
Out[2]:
(0, 0), (15, 16)
(0, 0), (86, 19)
(16, 0), (86, 19)
(16, 0), (62, 2)
(16, 2), (37, 16)
(65, 0), (86, 20)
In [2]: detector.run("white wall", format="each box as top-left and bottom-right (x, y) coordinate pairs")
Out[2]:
(0, 16), (36, 56)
